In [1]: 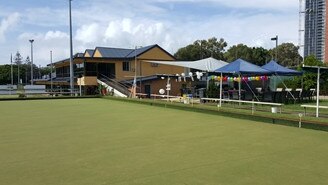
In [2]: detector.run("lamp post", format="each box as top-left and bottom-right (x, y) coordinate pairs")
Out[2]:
(50, 51), (53, 93)
(10, 54), (13, 86)
(133, 46), (137, 98)
(69, 0), (74, 96)
(133, 46), (142, 98)
(271, 35), (278, 61)
(29, 39), (34, 85)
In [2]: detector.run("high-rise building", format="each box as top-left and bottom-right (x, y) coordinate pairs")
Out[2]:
(304, 0), (327, 62)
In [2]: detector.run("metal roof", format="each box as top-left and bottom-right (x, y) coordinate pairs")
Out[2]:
(126, 45), (157, 58)
(95, 44), (160, 59)
(49, 44), (175, 66)
(96, 47), (133, 58)
(48, 53), (84, 66)
(84, 49), (95, 57)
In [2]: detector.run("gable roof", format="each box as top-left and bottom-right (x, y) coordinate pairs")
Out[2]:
(50, 44), (174, 66)
(93, 44), (174, 59)
(84, 49), (95, 57)
(48, 53), (84, 66)
(74, 53), (84, 58)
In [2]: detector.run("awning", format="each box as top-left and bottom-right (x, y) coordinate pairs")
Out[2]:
(215, 58), (272, 75)
(143, 57), (228, 72)
(262, 60), (303, 76)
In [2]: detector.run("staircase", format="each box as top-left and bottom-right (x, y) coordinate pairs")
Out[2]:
(98, 74), (131, 97)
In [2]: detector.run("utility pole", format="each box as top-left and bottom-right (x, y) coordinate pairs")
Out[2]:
(69, 0), (74, 95)
(10, 54), (13, 86)
(29, 39), (34, 85)
(271, 35), (278, 61)
(50, 51), (53, 93)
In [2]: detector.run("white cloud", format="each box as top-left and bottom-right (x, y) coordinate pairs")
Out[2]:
(0, 0), (301, 65)
(17, 31), (70, 66)
(0, 13), (20, 42)
(155, 0), (297, 10)
(103, 18), (173, 49)
(75, 23), (101, 44)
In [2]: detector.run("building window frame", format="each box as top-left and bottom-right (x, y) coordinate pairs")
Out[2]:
(123, 61), (131, 71)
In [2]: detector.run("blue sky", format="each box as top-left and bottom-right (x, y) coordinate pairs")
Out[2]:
(0, 0), (299, 66)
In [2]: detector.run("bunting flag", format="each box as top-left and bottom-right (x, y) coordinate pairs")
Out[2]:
(210, 75), (269, 82)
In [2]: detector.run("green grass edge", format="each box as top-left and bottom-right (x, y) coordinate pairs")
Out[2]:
(103, 96), (328, 132)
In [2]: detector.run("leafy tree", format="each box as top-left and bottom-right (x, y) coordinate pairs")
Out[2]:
(40, 67), (51, 77)
(174, 37), (227, 61)
(14, 51), (23, 84)
(224, 44), (270, 65)
(206, 80), (219, 98)
(278, 55), (327, 92)
(269, 43), (302, 67)
(0, 65), (12, 85)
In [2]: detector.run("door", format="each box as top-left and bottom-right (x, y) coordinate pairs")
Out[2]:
(145, 85), (151, 98)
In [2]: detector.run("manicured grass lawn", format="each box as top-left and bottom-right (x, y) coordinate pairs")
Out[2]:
(0, 99), (328, 185)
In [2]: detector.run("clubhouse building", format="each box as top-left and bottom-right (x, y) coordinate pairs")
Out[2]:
(40, 44), (188, 96)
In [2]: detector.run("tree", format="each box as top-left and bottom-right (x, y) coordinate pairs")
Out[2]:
(14, 51), (23, 84)
(25, 56), (31, 84)
(269, 43), (302, 67)
(0, 65), (12, 85)
(224, 44), (270, 65)
(174, 37), (227, 61)
(278, 55), (326, 92)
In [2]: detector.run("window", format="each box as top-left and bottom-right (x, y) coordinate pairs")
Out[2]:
(123, 61), (130, 71)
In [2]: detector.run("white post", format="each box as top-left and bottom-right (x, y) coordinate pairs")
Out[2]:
(133, 46), (137, 98)
(69, 0), (74, 96)
(238, 74), (241, 101)
(29, 39), (34, 85)
(79, 82), (82, 96)
(10, 54), (13, 95)
(316, 67), (320, 118)
(219, 72), (223, 107)
(50, 51), (53, 93)
(167, 76), (170, 102)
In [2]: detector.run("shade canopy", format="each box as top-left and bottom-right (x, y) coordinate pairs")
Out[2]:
(144, 57), (228, 72)
(262, 60), (303, 76)
(214, 58), (272, 75)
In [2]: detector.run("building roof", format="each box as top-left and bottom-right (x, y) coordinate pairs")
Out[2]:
(50, 44), (175, 66)
(93, 44), (174, 59)
(48, 53), (84, 66)
(84, 49), (95, 57)
(75, 53), (84, 58)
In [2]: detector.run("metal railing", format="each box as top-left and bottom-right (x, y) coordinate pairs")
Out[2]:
(98, 74), (131, 97)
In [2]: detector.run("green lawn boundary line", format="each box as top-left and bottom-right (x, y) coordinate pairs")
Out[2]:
(103, 97), (328, 132)
(0, 95), (101, 101)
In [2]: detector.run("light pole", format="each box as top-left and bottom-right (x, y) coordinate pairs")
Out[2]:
(50, 51), (53, 93)
(69, 0), (74, 96)
(133, 46), (142, 98)
(10, 54), (13, 86)
(271, 35), (278, 61)
(29, 39), (34, 85)
(133, 47), (137, 98)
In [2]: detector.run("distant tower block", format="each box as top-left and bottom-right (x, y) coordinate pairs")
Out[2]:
(304, 0), (328, 63)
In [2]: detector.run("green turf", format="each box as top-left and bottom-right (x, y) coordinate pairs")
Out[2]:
(0, 99), (328, 185)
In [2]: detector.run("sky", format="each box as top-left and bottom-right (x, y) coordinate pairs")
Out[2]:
(0, 0), (300, 66)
